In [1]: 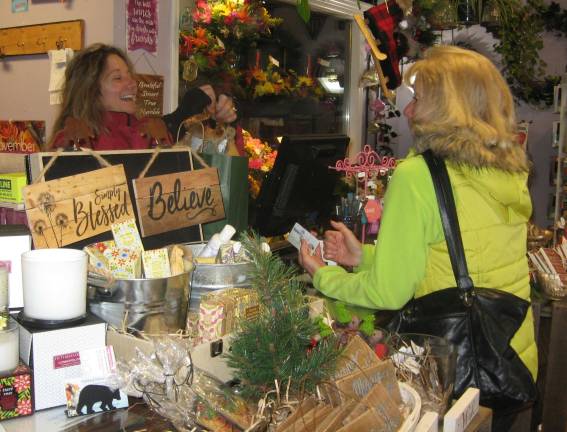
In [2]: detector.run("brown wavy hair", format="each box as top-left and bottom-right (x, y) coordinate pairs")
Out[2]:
(48, 44), (134, 147)
(404, 45), (528, 173)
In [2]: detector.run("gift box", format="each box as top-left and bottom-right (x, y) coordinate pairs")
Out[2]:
(0, 225), (31, 309)
(0, 173), (26, 204)
(18, 314), (106, 410)
(0, 363), (33, 421)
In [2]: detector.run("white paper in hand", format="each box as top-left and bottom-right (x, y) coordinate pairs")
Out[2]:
(287, 223), (320, 252)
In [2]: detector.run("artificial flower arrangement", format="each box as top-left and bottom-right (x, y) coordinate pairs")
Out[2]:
(180, 0), (281, 96)
(242, 129), (277, 199)
(179, 0), (325, 101)
(243, 64), (325, 100)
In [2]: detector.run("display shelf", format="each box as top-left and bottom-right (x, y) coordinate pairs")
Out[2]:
(0, 201), (24, 211)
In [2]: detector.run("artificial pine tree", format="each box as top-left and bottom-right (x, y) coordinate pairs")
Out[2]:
(225, 233), (341, 398)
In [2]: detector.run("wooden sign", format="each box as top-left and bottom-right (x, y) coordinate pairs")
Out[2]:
(136, 74), (164, 118)
(335, 361), (402, 405)
(443, 388), (480, 432)
(133, 167), (225, 237)
(334, 335), (382, 380)
(23, 165), (134, 249)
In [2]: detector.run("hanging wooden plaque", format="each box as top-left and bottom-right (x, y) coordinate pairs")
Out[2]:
(132, 167), (225, 237)
(23, 165), (133, 248)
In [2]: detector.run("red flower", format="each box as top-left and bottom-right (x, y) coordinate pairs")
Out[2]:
(248, 158), (263, 170)
(17, 399), (32, 416)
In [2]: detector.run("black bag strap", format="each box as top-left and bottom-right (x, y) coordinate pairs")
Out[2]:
(422, 149), (475, 304)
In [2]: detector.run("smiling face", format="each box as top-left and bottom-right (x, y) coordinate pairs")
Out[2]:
(99, 54), (138, 114)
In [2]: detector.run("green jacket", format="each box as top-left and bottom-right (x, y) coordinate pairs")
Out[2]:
(313, 155), (537, 379)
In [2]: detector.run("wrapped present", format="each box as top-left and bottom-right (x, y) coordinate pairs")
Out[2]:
(198, 300), (224, 344)
(216, 242), (234, 264)
(201, 288), (259, 336)
(84, 241), (115, 271)
(0, 363), (34, 421)
(216, 241), (250, 264)
(111, 219), (143, 253)
(142, 248), (171, 279)
(103, 247), (141, 279)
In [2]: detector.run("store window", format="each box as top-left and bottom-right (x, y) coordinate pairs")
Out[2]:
(238, 2), (350, 145)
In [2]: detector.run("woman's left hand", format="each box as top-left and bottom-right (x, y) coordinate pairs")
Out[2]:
(298, 239), (325, 277)
(214, 94), (237, 124)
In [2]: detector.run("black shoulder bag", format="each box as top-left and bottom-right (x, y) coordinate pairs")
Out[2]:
(387, 149), (536, 411)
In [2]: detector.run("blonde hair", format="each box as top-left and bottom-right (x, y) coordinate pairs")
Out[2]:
(48, 44), (134, 147)
(404, 45), (528, 172)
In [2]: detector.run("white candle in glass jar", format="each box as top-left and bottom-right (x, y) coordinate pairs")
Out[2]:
(0, 265), (8, 313)
(0, 320), (19, 376)
(22, 248), (87, 321)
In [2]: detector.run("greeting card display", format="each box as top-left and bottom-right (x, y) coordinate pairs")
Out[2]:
(64, 346), (128, 417)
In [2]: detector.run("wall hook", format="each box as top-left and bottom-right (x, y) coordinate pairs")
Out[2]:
(56, 37), (66, 50)
(16, 40), (25, 49)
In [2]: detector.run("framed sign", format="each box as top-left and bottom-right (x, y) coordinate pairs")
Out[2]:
(23, 165), (133, 249)
(136, 74), (164, 118)
(133, 167), (225, 237)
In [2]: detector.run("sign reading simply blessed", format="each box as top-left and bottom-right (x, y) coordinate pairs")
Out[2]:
(133, 167), (225, 237)
(23, 165), (133, 248)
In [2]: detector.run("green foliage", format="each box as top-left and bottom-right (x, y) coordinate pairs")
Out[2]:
(225, 232), (340, 398)
(358, 313), (376, 337)
(538, 1), (567, 36)
(491, 0), (558, 106)
(297, 0), (310, 23)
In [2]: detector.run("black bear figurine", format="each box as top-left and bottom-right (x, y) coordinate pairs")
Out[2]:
(76, 385), (121, 414)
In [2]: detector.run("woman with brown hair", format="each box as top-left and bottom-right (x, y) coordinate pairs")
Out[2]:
(49, 43), (236, 150)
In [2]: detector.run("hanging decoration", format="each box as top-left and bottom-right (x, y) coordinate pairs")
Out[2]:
(179, 0), (325, 101)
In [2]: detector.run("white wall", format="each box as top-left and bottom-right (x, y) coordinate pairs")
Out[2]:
(0, 0), (177, 141)
(391, 7), (567, 227)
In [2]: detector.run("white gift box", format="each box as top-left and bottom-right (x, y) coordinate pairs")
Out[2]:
(18, 315), (107, 410)
(0, 225), (31, 309)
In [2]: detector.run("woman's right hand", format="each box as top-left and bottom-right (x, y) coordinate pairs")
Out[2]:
(323, 220), (363, 267)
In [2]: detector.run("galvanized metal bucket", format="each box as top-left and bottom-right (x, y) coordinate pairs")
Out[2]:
(187, 244), (254, 313)
(87, 270), (191, 333)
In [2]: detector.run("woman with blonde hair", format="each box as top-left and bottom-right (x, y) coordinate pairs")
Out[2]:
(49, 43), (236, 149)
(299, 45), (536, 429)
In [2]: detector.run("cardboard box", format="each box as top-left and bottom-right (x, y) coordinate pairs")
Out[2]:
(0, 173), (26, 204)
(0, 225), (31, 309)
(18, 315), (106, 410)
(0, 363), (33, 421)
